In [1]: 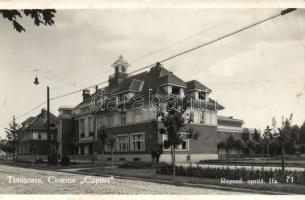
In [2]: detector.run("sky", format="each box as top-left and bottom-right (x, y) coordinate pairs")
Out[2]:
(0, 8), (304, 138)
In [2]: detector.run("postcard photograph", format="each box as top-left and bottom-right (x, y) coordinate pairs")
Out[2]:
(0, 0), (304, 195)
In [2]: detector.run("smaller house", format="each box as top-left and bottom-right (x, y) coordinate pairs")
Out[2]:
(217, 115), (260, 159)
(17, 108), (58, 160)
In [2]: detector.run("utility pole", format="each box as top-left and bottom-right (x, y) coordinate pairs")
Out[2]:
(281, 143), (285, 172)
(47, 86), (50, 165)
(13, 115), (18, 160)
(266, 141), (270, 164)
(92, 110), (97, 168)
(279, 130), (285, 172)
(92, 86), (98, 168)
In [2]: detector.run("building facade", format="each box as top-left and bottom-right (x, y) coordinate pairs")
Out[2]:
(62, 56), (229, 163)
(55, 56), (261, 163)
(217, 115), (261, 158)
(17, 109), (59, 160)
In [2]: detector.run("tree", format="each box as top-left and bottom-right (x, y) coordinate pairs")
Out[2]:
(0, 139), (13, 159)
(97, 126), (107, 167)
(234, 139), (246, 151)
(0, 9), (56, 32)
(158, 97), (199, 176)
(252, 129), (261, 143)
(106, 132), (117, 168)
(241, 129), (250, 142)
(289, 125), (300, 155)
(0, 139), (7, 150)
(252, 129), (262, 154)
(277, 114), (294, 171)
(299, 122), (305, 153)
(246, 140), (256, 157)
(263, 125), (273, 162)
(225, 135), (236, 156)
(5, 121), (20, 160)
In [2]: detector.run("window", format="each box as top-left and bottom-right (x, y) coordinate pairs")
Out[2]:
(172, 86), (180, 95)
(117, 134), (129, 151)
(79, 119), (85, 137)
(121, 112), (126, 125)
(199, 91), (206, 100)
(163, 133), (189, 150)
(181, 140), (187, 149)
(176, 133), (189, 150)
(33, 132), (38, 139)
(163, 134), (170, 150)
(130, 133), (145, 151)
(88, 117), (94, 134)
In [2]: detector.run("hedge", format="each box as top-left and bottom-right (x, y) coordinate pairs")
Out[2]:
(157, 164), (305, 185)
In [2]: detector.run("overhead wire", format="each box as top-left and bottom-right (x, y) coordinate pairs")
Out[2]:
(0, 8), (297, 129)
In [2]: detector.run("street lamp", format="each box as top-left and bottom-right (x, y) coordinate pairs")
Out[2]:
(33, 76), (54, 165)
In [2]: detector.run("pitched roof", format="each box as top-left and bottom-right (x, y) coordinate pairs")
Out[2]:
(20, 109), (58, 131)
(186, 80), (211, 92)
(218, 115), (244, 123)
(158, 73), (187, 87)
(113, 72), (147, 94)
(75, 63), (223, 110)
(21, 117), (35, 126)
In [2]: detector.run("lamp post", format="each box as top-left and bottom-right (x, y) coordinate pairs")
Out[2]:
(47, 86), (52, 165)
(92, 109), (97, 169)
(33, 77), (53, 165)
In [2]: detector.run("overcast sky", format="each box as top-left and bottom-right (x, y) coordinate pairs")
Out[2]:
(0, 8), (304, 138)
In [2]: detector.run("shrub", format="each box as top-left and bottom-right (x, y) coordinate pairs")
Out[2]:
(157, 164), (305, 185)
(60, 155), (70, 166)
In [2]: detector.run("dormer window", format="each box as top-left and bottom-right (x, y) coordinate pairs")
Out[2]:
(172, 86), (180, 95)
(199, 91), (207, 100)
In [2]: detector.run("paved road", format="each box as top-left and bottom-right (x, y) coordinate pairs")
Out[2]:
(0, 165), (246, 194)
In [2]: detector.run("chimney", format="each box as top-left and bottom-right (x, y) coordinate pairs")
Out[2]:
(41, 108), (47, 119)
(82, 89), (90, 101)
